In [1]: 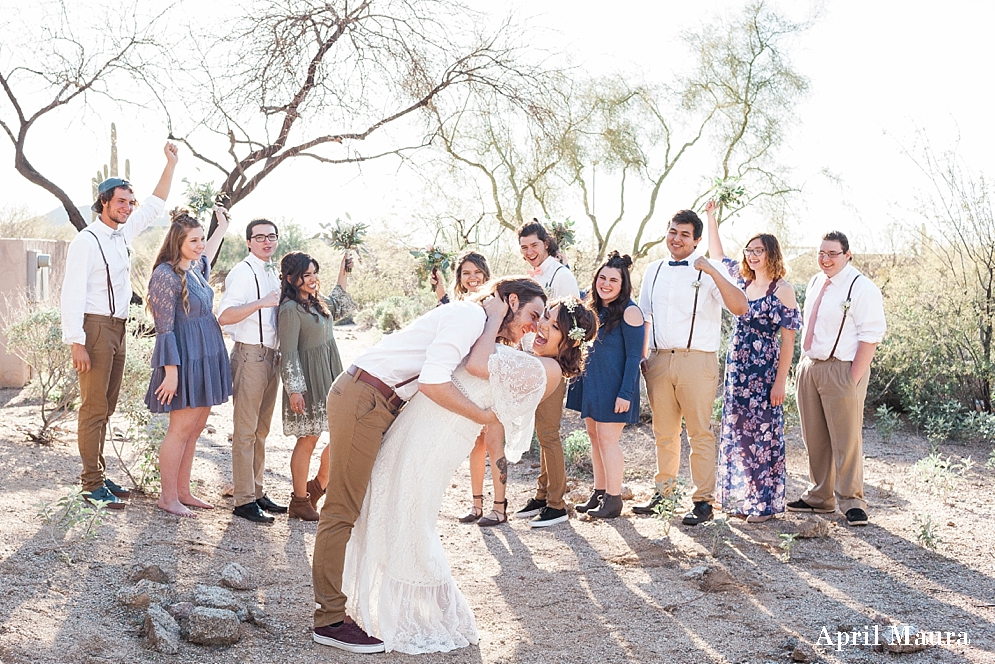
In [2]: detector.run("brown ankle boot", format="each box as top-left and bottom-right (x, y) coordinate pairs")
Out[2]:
(288, 493), (319, 521)
(306, 478), (325, 510)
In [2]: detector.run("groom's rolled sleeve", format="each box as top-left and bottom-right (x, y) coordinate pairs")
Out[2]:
(419, 306), (486, 385)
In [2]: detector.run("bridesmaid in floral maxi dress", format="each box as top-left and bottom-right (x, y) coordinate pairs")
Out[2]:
(705, 200), (802, 522)
(278, 250), (357, 520)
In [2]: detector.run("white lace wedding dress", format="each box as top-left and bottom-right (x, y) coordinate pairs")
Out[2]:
(342, 345), (547, 654)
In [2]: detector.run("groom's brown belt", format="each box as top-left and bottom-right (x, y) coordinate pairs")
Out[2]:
(347, 365), (415, 409)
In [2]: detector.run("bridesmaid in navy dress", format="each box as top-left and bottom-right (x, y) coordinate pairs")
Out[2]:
(705, 200), (801, 522)
(146, 207), (232, 517)
(566, 251), (644, 519)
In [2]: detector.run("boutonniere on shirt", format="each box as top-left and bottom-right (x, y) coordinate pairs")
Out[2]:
(691, 279), (702, 292)
(840, 298), (852, 314)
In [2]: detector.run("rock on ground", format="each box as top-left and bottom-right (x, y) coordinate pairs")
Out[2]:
(220, 562), (253, 590)
(116, 580), (175, 609)
(186, 607), (241, 646)
(143, 604), (180, 655)
(795, 516), (831, 539)
(129, 564), (171, 584)
(194, 585), (247, 621)
(168, 602), (195, 621)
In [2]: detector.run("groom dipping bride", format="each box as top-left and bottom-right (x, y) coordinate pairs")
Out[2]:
(311, 276), (597, 654)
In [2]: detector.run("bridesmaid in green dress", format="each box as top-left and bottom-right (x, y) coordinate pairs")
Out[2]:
(278, 250), (357, 520)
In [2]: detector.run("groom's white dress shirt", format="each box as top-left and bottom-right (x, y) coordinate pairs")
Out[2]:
(354, 300), (486, 401)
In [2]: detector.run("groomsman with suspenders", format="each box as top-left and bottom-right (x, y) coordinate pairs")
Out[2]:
(61, 142), (179, 509)
(218, 219), (286, 523)
(788, 231), (886, 526)
(635, 209), (748, 525)
(514, 219), (581, 528)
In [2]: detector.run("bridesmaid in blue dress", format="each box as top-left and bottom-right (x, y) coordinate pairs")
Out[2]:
(566, 251), (644, 519)
(705, 200), (801, 522)
(146, 207), (232, 517)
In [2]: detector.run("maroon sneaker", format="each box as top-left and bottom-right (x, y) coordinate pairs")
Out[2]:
(313, 621), (385, 654)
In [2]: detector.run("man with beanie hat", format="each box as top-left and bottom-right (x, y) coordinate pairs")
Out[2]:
(61, 141), (179, 508)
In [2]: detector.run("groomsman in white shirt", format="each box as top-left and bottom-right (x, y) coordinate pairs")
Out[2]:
(217, 219), (286, 523)
(514, 219), (581, 528)
(787, 231), (886, 526)
(635, 209), (748, 525)
(61, 142), (179, 508)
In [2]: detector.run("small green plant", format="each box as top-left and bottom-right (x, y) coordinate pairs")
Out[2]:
(357, 294), (436, 333)
(563, 430), (591, 465)
(876, 405), (900, 442)
(986, 447), (995, 470)
(2, 306), (79, 442)
(913, 513), (942, 550)
(702, 516), (733, 556)
(36, 485), (108, 560)
(652, 477), (689, 537)
(778, 533), (799, 561)
(910, 452), (974, 497)
(923, 401), (962, 451)
(711, 397), (723, 424)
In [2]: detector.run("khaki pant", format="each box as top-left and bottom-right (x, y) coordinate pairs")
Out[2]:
(230, 342), (280, 507)
(796, 356), (868, 513)
(77, 315), (127, 491)
(533, 376), (567, 510)
(313, 370), (400, 627)
(643, 349), (719, 504)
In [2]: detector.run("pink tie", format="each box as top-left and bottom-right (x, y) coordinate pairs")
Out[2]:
(803, 278), (832, 353)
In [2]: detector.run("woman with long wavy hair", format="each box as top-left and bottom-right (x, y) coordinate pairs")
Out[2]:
(566, 251), (644, 519)
(705, 200), (801, 522)
(145, 207), (231, 517)
(278, 250), (357, 520)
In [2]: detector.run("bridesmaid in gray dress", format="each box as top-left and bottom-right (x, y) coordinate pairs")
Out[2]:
(278, 250), (357, 520)
(146, 207), (231, 517)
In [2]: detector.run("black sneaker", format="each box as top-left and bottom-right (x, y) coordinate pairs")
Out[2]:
(528, 506), (568, 528)
(313, 621), (385, 654)
(845, 508), (869, 526)
(233, 502), (275, 523)
(84, 486), (126, 510)
(681, 501), (714, 526)
(631, 492), (663, 515)
(256, 494), (288, 513)
(515, 498), (547, 519)
(104, 478), (132, 499)
(786, 498), (835, 514)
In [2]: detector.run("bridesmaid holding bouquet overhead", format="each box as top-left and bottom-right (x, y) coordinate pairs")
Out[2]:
(705, 200), (801, 522)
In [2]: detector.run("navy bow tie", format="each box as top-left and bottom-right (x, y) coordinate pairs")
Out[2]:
(668, 260), (688, 267)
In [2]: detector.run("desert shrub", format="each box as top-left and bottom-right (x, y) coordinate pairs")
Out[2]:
(357, 294), (436, 333)
(2, 306), (78, 442)
(109, 305), (167, 493)
(36, 485), (107, 561)
(346, 234), (425, 309)
(875, 404), (900, 442)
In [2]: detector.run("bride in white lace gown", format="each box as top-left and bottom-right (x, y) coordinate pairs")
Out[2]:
(341, 298), (597, 654)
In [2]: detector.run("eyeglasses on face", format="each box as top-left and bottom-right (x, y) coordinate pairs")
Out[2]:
(250, 233), (279, 243)
(743, 247), (766, 256)
(817, 250), (845, 258)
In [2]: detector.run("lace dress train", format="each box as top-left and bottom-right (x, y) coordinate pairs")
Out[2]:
(342, 345), (546, 654)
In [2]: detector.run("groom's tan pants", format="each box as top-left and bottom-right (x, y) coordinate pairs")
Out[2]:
(533, 377), (568, 510)
(643, 349), (719, 504)
(313, 370), (399, 628)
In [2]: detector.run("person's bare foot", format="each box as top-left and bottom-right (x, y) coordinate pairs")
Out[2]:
(179, 495), (214, 510)
(158, 499), (197, 517)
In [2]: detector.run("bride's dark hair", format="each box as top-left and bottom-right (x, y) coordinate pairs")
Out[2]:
(549, 296), (597, 378)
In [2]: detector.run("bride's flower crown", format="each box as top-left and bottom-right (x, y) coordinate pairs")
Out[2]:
(562, 299), (586, 343)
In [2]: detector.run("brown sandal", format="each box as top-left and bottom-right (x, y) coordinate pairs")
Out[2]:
(477, 499), (508, 528)
(459, 494), (484, 523)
